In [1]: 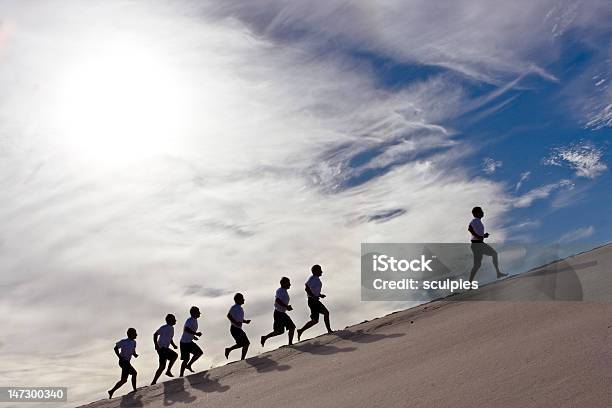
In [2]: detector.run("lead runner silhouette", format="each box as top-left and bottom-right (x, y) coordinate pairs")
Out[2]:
(468, 206), (507, 283)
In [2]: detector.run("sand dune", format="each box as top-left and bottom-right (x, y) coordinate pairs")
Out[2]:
(79, 244), (612, 408)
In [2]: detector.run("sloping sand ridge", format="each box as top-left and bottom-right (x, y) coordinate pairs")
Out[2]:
(79, 244), (612, 408)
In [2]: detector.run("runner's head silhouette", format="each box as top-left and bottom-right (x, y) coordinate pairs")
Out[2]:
(234, 293), (245, 305)
(126, 328), (137, 339)
(189, 306), (201, 318)
(311, 264), (323, 276)
(165, 314), (176, 325)
(472, 206), (484, 218)
(280, 277), (291, 289)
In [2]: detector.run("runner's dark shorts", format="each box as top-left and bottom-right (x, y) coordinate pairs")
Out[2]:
(179, 341), (203, 360)
(118, 358), (136, 380)
(470, 242), (497, 264)
(307, 297), (329, 322)
(230, 325), (250, 347)
(157, 347), (178, 363)
(273, 310), (295, 333)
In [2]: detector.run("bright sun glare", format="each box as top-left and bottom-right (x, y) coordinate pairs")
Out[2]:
(53, 42), (190, 163)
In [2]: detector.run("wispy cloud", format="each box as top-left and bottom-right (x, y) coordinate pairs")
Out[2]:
(515, 171), (531, 191)
(508, 219), (541, 231)
(482, 157), (502, 174)
(586, 103), (612, 130)
(583, 70), (611, 130)
(545, 0), (580, 38)
(562, 46), (612, 131)
(513, 179), (574, 208)
(543, 141), (607, 179)
(209, 0), (610, 83)
(558, 225), (595, 243)
(583, 51), (612, 130)
(550, 182), (592, 209)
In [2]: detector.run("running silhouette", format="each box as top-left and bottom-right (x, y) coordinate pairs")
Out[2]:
(179, 306), (203, 377)
(225, 293), (251, 360)
(108, 328), (139, 399)
(261, 277), (296, 346)
(297, 264), (333, 341)
(151, 314), (178, 385)
(468, 206), (507, 283)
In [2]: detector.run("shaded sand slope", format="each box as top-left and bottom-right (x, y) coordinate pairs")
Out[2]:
(79, 244), (612, 408)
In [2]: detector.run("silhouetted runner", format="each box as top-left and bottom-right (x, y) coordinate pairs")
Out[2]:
(151, 314), (178, 385)
(468, 206), (507, 283)
(225, 293), (251, 360)
(261, 277), (295, 346)
(297, 264), (333, 341)
(179, 306), (203, 377)
(108, 328), (139, 399)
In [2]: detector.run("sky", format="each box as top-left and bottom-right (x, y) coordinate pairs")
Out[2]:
(0, 0), (610, 406)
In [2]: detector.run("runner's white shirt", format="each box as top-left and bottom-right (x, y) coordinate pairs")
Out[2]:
(228, 304), (244, 328)
(155, 324), (174, 348)
(180, 317), (198, 343)
(306, 275), (322, 297)
(469, 218), (485, 241)
(116, 338), (136, 361)
(275, 288), (290, 313)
